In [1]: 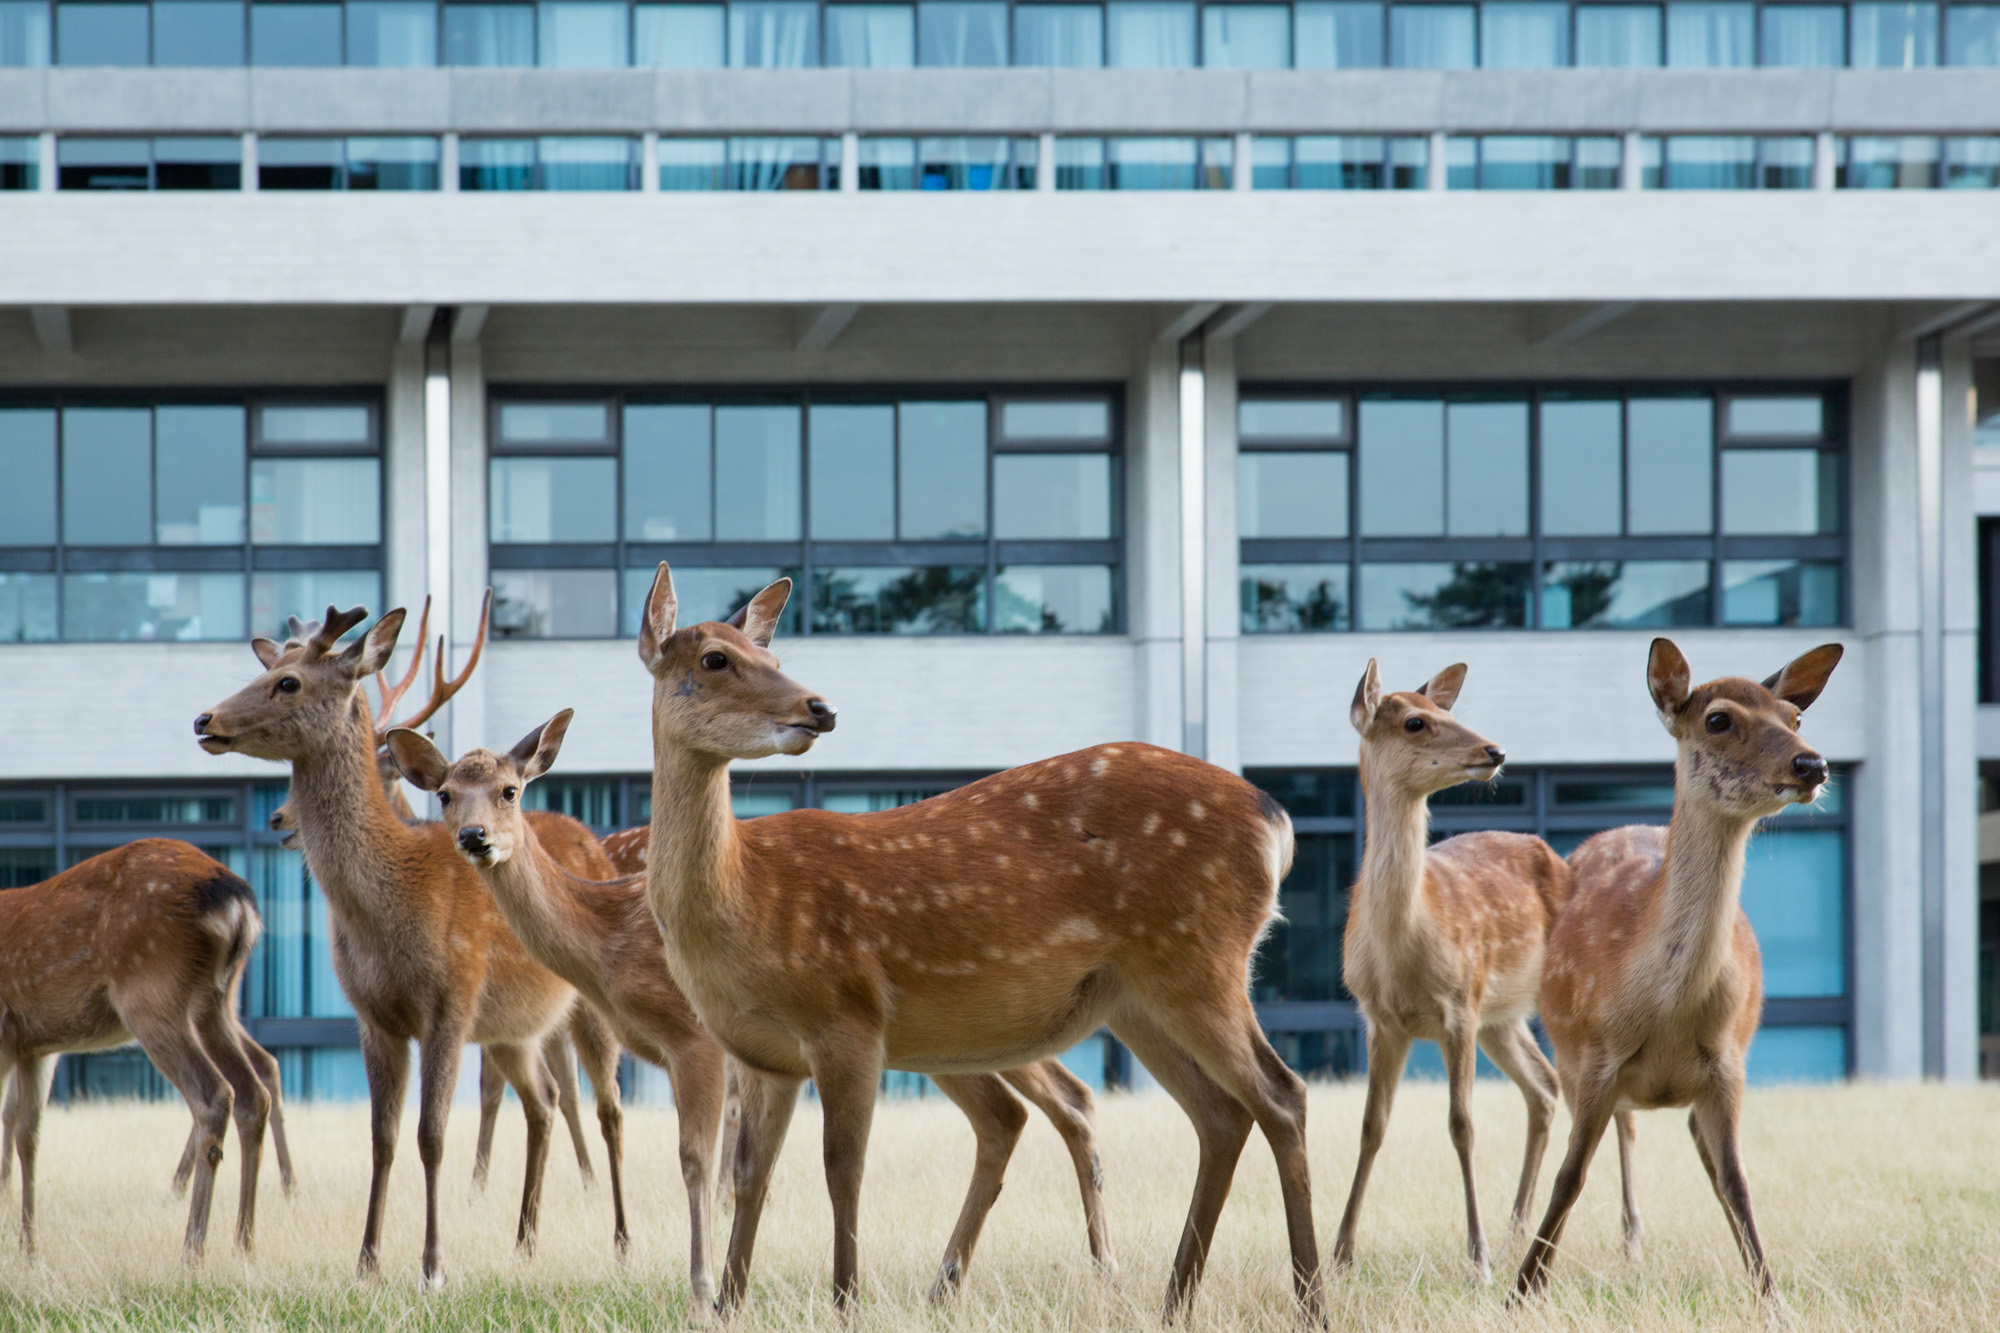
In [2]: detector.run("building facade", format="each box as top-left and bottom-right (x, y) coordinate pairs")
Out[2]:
(4, 1), (1999, 1097)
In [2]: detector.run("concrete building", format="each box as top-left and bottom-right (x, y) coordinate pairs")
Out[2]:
(3, 1), (1998, 1098)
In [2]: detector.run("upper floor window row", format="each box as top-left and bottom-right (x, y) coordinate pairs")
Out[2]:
(0, 397), (382, 643)
(4, 2), (1996, 70)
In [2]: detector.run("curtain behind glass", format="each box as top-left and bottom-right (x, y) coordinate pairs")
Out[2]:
(826, 4), (915, 64)
(730, 136), (826, 188)
(1106, 1), (1194, 66)
(918, 1), (1005, 63)
(539, 0), (628, 65)
(1390, 3), (1475, 67)
(1760, 4), (1845, 65)
(1850, 2), (1938, 66)
(348, 1), (438, 64)
(1203, 4), (1289, 67)
(635, 5), (726, 64)
(1294, 1), (1383, 66)
(1576, 4), (1661, 64)
(445, 4), (537, 65)
(729, 0), (818, 65)
(1665, 1), (1752, 65)
(1482, 1), (1569, 66)
(1014, 3), (1102, 64)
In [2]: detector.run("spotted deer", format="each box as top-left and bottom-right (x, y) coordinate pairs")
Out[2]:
(193, 597), (624, 1287)
(1332, 660), (1572, 1283)
(390, 715), (1118, 1307)
(1511, 638), (1842, 1317)
(0, 841), (275, 1260)
(633, 566), (1319, 1319)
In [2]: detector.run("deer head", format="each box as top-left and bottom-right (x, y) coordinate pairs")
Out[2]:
(1349, 659), (1507, 797)
(1645, 638), (1841, 819)
(388, 712), (572, 869)
(634, 564), (836, 761)
(194, 607), (406, 761)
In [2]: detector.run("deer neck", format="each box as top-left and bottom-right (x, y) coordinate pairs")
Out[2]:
(286, 696), (418, 920)
(645, 742), (745, 949)
(1356, 757), (1434, 935)
(476, 831), (614, 1010)
(1644, 786), (1758, 1004)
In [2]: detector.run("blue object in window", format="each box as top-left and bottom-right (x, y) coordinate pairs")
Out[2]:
(1745, 1026), (1846, 1083)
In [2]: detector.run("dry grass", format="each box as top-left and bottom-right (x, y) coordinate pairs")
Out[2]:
(2, 1080), (1998, 1331)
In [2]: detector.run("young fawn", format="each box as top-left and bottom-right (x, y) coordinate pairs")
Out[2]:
(1511, 638), (1842, 1316)
(1334, 661), (1572, 1283)
(390, 714), (1117, 1306)
(634, 566), (1318, 1319)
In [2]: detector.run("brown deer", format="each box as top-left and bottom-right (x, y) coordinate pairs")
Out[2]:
(1332, 660), (1570, 1283)
(193, 598), (624, 1288)
(389, 716), (1119, 1306)
(0, 841), (273, 1259)
(633, 566), (1319, 1319)
(1511, 638), (1842, 1316)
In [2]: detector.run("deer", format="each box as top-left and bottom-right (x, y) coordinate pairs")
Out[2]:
(388, 713), (1119, 1306)
(1331, 660), (1572, 1283)
(193, 596), (626, 1288)
(1511, 638), (1842, 1319)
(0, 840), (274, 1260)
(632, 565), (1320, 1320)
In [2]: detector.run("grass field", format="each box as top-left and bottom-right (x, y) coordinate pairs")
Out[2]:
(2, 1080), (1997, 1331)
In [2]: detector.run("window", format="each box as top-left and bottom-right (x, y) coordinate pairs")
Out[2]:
(538, 0), (626, 62)
(1850, 0), (1937, 63)
(460, 136), (639, 189)
(635, 2), (725, 62)
(1015, 1), (1103, 60)
(1480, 0), (1567, 63)
(1644, 135), (1815, 188)
(1106, 0), (1193, 63)
(657, 136), (838, 189)
(825, 2), (914, 63)
(57, 136), (240, 189)
(1665, 0), (1754, 63)
(348, 0), (439, 62)
(1055, 136), (1231, 189)
(250, 0), (342, 63)
(1761, 0), (1846, 63)
(258, 136), (441, 189)
(1251, 135), (1427, 188)
(858, 137), (1037, 189)
(1837, 135), (1961, 188)
(488, 388), (1120, 637)
(1390, 1), (1475, 65)
(1238, 385), (1844, 634)
(1576, 2), (1661, 62)
(1948, 2), (2000, 62)
(444, 0), (535, 60)
(0, 396), (381, 643)
(1203, 1), (1291, 65)
(0, 135), (36, 188)
(153, 0), (244, 63)
(1294, 0), (1383, 64)
(1446, 135), (1622, 189)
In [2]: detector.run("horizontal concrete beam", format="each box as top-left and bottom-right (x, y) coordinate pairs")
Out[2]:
(3, 193), (1997, 306)
(2, 68), (1997, 136)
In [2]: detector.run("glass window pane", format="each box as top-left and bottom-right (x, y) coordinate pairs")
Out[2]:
(1540, 399), (1622, 535)
(154, 0), (245, 65)
(1241, 563), (1349, 632)
(1761, 3), (1845, 65)
(1390, 2), (1474, 66)
(347, 1), (439, 65)
(251, 457), (381, 543)
(1947, 4), (2000, 63)
(444, 1), (535, 63)
(152, 135), (241, 190)
(1728, 395), (1825, 438)
(1576, 3), (1661, 64)
(0, 409), (57, 545)
(624, 404), (712, 541)
(1054, 136), (1104, 188)
(1294, 134), (1390, 188)
(1240, 398), (1345, 440)
(250, 570), (381, 638)
(1742, 827), (1844, 997)
(154, 405), (246, 545)
(57, 136), (149, 190)
(994, 564), (1114, 633)
(1842, 134), (1942, 188)
(993, 400), (1107, 442)
(2, 2), (54, 66)
(538, 0), (626, 65)
(714, 405), (801, 540)
(1105, 0), (1192, 66)
(1945, 135), (2000, 187)
(826, 3), (914, 64)
(621, 565), (797, 635)
(1358, 562), (1531, 630)
(1106, 136), (1195, 188)
(1014, 2), (1101, 65)
(1757, 135), (1814, 189)
(812, 566), (985, 633)
(258, 135), (344, 188)
(658, 136), (726, 188)
(1665, 0), (1753, 65)
(1254, 833), (1356, 1003)
(1721, 560), (1842, 626)
(729, 0), (817, 64)
(1745, 1025), (1845, 1083)
(898, 401), (986, 539)
(62, 571), (244, 641)
(1626, 397), (1713, 533)
(491, 568), (618, 637)
(729, 135), (830, 188)
(1851, 2), (1939, 66)
(62, 407), (152, 544)
(488, 456), (615, 542)
(857, 136), (916, 189)
(915, 135), (1017, 189)
(1663, 135), (1755, 188)
(461, 136), (534, 188)
(1239, 452), (1348, 538)
(1202, 3), (1287, 67)
(498, 400), (609, 444)
(1358, 398), (1443, 536)
(0, 573), (58, 643)
(1445, 402), (1527, 536)
(1478, 135), (1571, 188)
(1294, 1), (1382, 67)
(259, 404), (373, 447)
(635, 3), (725, 63)
(250, 1), (341, 64)
(809, 404), (895, 540)
(918, 0), (1003, 63)
(1541, 560), (1711, 628)
(538, 135), (636, 189)
(994, 454), (1112, 539)
(56, 1), (147, 64)
(1481, 1), (1569, 66)
(1722, 450), (1837, 534)
(0, 135), (38, 188)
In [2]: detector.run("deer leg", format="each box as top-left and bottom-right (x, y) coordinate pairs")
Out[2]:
(716, 1059), (742, 1212)
(1, 1064), (17, 1195)
(1478, 1019), (1559, 1245)
(1002, 1059), (1117, 1278)
(807, 1033), (885, 1313)
(565, 1009), (629, 1258)
(926, 1072), (1030, 1302)
(6, 1053), (35, 1257)
(718, 1068), (803, 1316)
(544, 1026), (596, 1187)
(238, 1029), (296, 1197)
(1333, 1022), (1413, 1271)
(1616, 1111), (1643, 1260)
(471, 1048), (503, 1193)
(414, 1030), (469, 1289)
(1691, 1089), (1784, 1311)
(1686, 1109), (1744, 1262)
(1510, 1069), (1618, 1302)
(1107, 1008), (1255, 1323)
(194, 997), (270, 1254)
(356, 1025), (409, 1280)
(127, 1013), (233, 1266)
(1440, 1019), (1491, 1284)
(662, 1038), (728, 1314)
(482, 1042), (553, 1264)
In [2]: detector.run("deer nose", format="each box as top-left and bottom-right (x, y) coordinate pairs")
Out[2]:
(1793, 754), (1827, 785)
(458, 826), (490, 855)
(194, 714), (213, 735)
(807, 697), (837, 731)
(1485, 746), (1506, 765)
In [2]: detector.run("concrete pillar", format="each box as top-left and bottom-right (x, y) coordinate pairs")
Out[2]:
(1939, 331), (1982, 1079)
(1232, 132), (1253, 191)
(38, 131), (54, 193)
(444, 336), (489, 761)
(385, 341), (429, 621)
(1814, 131), (1838, 191)
(441, 133), (459, 193)
(1620, 131), (1644, 190)
(1427, 131), (1449, 191)
(240, 133), (257, 192)
(1127, 329), (1184, 752)
(1203, 335), (1242, 773)
(840, 132), (860, 192)
(1037, 132), (1057, 192)
(641, 131), (659, 193)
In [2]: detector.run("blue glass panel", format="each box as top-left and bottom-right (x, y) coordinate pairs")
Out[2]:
(250, 1), (341, 63)
(657, 135), (726, 188)
(250, 571), (380, 637)
(809, 404), (895, 539)
(1294, 1), (1382, 65)
(490, 456), (616, 539)
(825, 2), (913, 64)
(1014, 1), (1100, 63)
(1446, 401), (1528, 536)
(993, 565), (1114, 633)
(1359, 399), (1443, 535)
(858, 135), (916, 187)
(729, 0), (816, 63)
(1720, 559), (1841, 626)
(62, 406), (152, 543)
(1, 2), (53, 65)
(1203, 2), (1288, 66)
(1389, 2), (1473, 66)
(1745, 1026), (1845, 1083)
(538, 0), (625, 64)
(1842, 135), (1941, 187)
(1626, 397), (1713, 532)
(1105, 0), (1191, 65)
(0, 409), (57, 545)
(62, 572), (245, 641)
(1054, 136), (1103, 188)
(537, 134), (637, 188)
(460, 136), (534, 188)
(1239, 452), (1348, 537)
(1576, 3), (1661, 64)
(347, 0), (438, 63)
(307, 1048), (370, 1100)
(1481, 0), (1567, 66)
(58, 135), (150, 188)
(1760, 2), (1844, 64)
(154, 405), (246, 545)
(1357, 562), (1531, 629)
(1241, 563), (1349, 632)
(1541, 560), (1711, 627)
(154, 1), (245, 65)
(1477, 134), (1569, 187)
(918, 0), (1002, 63)
(624, 403), (712, 540)
(347, 134), (439, 187)
(714, 405), (801, 540)
(621, 566), (795, 635)
(635, 3), (724, 62)
(1944, 135), (2000, 187)
(1664, 0), (1752, 64)
(1663, 134), (1756, 188)
(727, 135), (830, 187)
(1742, 827), (1845, 997)
(1105, 135), (1196, 188)
(916, 135), (1017, 188)
(1851, 1), (1939, 64)
(444, 2), (534, 62)
(56, 1), (148, 63)
(1947, 4), (2000, 63)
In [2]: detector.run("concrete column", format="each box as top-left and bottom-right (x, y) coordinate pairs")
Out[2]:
(385, 341), (429, 621)
(1620, 131), (1644, 190)
(441, 133), (459, 192)
(38, 132), (55, 192)
(1037, 132), (1057, 192)
(1127, 330), (1184, 752)
(1179, 338), (1206, 758)
(443, 335), (489, 761)
(1427, 132), (1449, 191)
(840, 132), (860, 192)
(1940, 330), (1982, 1079)
(641, 131), (659, 193)
(240, 133), (257, 192)
(1814, 131), (1838, 191)
(1202, 335), (1242, 773)
(1232, 132), (1253, 191)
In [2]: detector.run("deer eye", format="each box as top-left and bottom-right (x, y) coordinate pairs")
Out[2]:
(276, 677), (301, 694)
(1403, 716), (1425, 733)
(1705, 711), (1732, 734)
(701, 652), (728, 671)
(501, 786), (517, 803)
(437, 793), (451, 807)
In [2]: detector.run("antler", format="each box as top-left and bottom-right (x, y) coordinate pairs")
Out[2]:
(371, 597), (432, 737)
(385, 589), (492, 735)
(310, 606), (370, 656)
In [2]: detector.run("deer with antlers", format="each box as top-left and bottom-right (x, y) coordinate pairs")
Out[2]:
(1332, 660), (1572, 1283)
(631, 566), (1319, 1319)
(193, 596), (627, 1287)
(389, 711), (1119, 1307)
(1511, 639), (1842, 1318)
(0, 841), (276, 1260)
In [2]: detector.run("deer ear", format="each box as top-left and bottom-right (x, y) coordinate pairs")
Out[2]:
(739, 578), (793, 649)
(1647, 637), (1693, 731)
(385, 727), (449, 793)
(510, 709), (573, 784)
(252, 637), (284, 669)
(1419, 663), (1467, 712)
(639, 564), (679, 673)
(1762, 643), (1843, 713)
(1350, 659), (1383, 733)
(336, 608), (405, 678)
